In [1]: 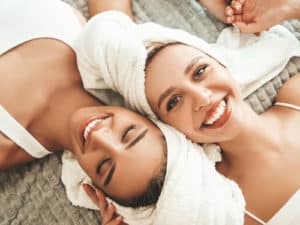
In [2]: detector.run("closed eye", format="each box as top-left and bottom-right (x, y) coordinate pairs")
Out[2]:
(166, 95), (182, 112)
(193, 64), (208, 81)
(121, 125), (136, 143)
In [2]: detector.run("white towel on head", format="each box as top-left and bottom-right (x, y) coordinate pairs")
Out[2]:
(61, 119), (245, 225)
(75, 11), (300, 119)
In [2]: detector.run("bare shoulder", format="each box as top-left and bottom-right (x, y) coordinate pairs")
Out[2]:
(276, 73), (300, 106)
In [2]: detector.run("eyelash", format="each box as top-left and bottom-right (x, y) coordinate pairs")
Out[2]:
(166, 95), (182, 112)
(165, 64), (208, 112)
(193, 64), (208, 81)
(121, 125), (136, 142)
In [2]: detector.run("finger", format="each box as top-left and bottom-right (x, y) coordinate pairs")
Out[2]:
(233, 21), (263, 34)
(225, 6), (234, 17)
(103, 203), (117, 224)
(231, 0), (242, 14)
(234, 14), (242, 22)
(226, 15), (235, 24)
(107, 216), (123, 225)
(83, 184), (99, 206)
(95, 188), (109, 213)
(237, 0), (245, 6)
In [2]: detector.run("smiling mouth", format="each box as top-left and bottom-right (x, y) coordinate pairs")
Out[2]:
(201, 97), (231, 129)
(79, 114), (111, 144)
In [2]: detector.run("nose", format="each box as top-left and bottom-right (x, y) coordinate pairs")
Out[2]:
(88, 127), (122, 155)
(190, 86), (212, 112)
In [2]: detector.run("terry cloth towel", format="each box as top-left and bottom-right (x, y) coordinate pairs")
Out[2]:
(61, 120), (245, 225)
(75, 11), (300, 119)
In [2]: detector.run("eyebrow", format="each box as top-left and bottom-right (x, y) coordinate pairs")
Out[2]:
(184, 56), (203, 75)
(126, 129), (148, 149)
(157, 86), (175, 109)
(157, 56), (203, 109)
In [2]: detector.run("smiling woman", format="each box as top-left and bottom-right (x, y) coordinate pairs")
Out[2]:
(0, 0), (166, 217)
(75, 11), (300, 225)
(68, 106), (167, 208)
(145, 43), (241, 143)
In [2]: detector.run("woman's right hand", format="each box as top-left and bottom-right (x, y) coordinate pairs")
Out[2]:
(83, 184), (128, 225)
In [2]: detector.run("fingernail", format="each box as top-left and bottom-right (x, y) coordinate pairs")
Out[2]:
(82, 184), (88, 190)
(116, 216), (122, 221)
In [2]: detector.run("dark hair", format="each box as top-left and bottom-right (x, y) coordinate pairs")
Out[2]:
(103, 136), (167, 209)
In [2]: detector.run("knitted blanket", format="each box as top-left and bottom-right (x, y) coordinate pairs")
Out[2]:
(1, 0), (300, 224)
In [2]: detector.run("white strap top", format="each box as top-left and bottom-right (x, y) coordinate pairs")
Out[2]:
(274, 102), (300, 111)
(0, 0), (82, 158)
(0, 105), (50, 158)
(245, 190), (300, 225)
(244, 101), (300, 225)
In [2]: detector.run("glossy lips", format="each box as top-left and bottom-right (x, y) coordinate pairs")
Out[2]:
(79, 114), (111, 144)
(201, 98), (231, 129)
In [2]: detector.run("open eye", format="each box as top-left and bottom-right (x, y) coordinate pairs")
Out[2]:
(193, 64), (207, 81)
(121, 125), (136, 143)
(166, 95), (182, 112)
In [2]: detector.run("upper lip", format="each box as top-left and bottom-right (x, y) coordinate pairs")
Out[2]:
(201, 96), (226, 126)
(79, 113), (111, 146)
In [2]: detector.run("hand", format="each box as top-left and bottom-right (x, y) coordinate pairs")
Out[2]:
(83, 184), (126, 225)
(226, 0), (297, 33)
(199, 0), (233, 23)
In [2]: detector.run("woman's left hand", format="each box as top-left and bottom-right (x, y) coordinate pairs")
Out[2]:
(199, 0), (234, 23)
(83, 184), (128, 225)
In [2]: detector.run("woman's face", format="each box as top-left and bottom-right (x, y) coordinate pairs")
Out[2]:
(69, 106), (165, 202)
(145, 44), (244, 144)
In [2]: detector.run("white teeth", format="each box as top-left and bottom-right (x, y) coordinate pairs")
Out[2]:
(204, 100), (226, 126)
(83, 119), (102, 141)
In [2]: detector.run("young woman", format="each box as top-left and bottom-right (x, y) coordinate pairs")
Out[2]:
(75, 9), (300, 225)
(0, 0), (165, 211)
(0, 2), (246, 225)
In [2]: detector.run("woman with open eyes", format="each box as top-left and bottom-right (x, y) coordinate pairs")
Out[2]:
(76, 10), (300, 224)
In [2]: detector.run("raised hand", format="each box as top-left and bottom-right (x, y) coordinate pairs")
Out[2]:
(83, 184), (127, 225)
(226, 0), (300, 33)
(199, 0), (234, 23)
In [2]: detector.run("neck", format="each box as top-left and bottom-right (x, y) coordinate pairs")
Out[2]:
(42, 74), (102, 153)
(218, 104), (283, 173)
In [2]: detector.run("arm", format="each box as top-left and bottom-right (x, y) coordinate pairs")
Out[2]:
(88, 0), (133, 20)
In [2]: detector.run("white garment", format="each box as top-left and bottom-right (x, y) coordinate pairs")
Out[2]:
(61, 120), (246, 225)
(246, 102), (300, 225)
(75, 11), (300, 120)
(0, 0), (82, 158)
(266, 190), (300, 225)
(245, 189), (300, 225)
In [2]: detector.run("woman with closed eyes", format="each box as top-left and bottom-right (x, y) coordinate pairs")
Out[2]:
(76, 12), (300, 225)
(0, 0), (166, 215)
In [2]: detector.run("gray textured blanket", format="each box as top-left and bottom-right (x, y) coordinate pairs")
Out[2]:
(1, 0), (300, 224)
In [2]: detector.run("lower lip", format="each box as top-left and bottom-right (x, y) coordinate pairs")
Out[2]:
(202, 97), (232, 129)
(79, 114), (110, 145)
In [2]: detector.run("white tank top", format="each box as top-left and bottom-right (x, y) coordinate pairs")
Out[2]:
(0, 0), (82, 158)
(245, 101), (300, 225)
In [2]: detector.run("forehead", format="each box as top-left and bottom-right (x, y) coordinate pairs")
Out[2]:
(148, 44), (206, 68)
